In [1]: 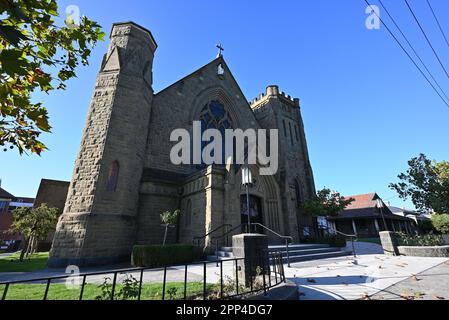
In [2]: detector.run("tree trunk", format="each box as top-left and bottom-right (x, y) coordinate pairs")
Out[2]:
(30, 236), (37, 255)
(24, 236), (33, 259)
(19, 237), (29, 261)
(162, 225), (168, 246)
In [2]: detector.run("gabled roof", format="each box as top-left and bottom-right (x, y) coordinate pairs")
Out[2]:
(344, 193), (379, 210)
(330, 192), (409, 220)
(0, 187), (14, 200)
(155, 56), (250, 105)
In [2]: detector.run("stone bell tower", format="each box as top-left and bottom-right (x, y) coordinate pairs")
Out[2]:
(49, 22), (157, 267)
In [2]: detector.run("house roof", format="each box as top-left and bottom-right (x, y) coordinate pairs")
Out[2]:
(329, 192), (410, 221)
(388, 206), (421, 215)
(0, 187), (14, 200)
(343, 193), (379, 210)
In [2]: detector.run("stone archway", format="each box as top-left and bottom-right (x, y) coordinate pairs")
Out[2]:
(237, 165), (284, 235)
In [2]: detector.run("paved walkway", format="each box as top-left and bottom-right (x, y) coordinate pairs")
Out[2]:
(1, 242), (448, 300)
(285, 254), (448, 300)
(370, 261), (449, 300)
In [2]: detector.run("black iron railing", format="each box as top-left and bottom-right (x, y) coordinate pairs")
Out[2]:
(319, 226), (358, 258)
(193, 224), (233, 247)
(250, 223), (294, 267)
(0, 251), (285, 301)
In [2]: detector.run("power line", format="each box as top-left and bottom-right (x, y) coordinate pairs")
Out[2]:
(364, 0), (449, 108)
(404, 0), (449, 78)
(378, 0), (449, 103)
(426, 0), (449, 48)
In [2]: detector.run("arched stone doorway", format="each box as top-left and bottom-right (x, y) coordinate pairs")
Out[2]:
(240, 194), (263, 233)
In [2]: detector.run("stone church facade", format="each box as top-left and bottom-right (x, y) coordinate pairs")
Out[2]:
(49, 22), (316, 267)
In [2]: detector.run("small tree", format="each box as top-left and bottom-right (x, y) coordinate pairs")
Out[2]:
(160, 209), (180, 246)
(10, 203), (58, 260)
(301, 188), (354, 217)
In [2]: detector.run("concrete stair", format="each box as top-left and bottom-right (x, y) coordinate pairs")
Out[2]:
(207, 244), (352, 263)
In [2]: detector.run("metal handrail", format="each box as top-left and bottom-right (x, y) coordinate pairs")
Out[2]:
(251, 223), (293, 267)
(211, 223), (246, 265)
(193, 223), (232, 247)
(319, 226), (358, 258)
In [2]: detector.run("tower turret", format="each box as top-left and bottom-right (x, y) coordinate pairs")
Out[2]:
(49, 22), (157, 267)
(250, 85), (315, 241)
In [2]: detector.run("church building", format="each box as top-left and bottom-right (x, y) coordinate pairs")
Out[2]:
(49, 22), (316, 267)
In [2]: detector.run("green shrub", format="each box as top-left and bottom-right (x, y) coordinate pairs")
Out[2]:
(397, 233), (444, 247)
(131, 244), (195, 268)
(418, 219), (435, 234)
(300, 235), (347, 247)
(431, 214), (449, 234)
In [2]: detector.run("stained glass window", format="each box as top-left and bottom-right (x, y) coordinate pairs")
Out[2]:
(106, 161), (119, 192)
(198, 100), (234, 166)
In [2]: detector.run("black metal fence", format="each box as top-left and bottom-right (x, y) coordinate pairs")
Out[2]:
(0, 251), (285, 301)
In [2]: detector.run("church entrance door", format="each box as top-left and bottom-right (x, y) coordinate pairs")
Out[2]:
(240, 195), (263, 233)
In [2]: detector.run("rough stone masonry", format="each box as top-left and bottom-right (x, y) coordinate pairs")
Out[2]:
(49, 21), (316, 267)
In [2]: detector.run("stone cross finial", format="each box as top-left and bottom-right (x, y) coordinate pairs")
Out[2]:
(216, 43), (224, 57)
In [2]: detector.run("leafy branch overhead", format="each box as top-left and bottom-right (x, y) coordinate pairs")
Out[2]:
(389, 154), (449, 214)
(0, 0), (105, 155)
(301, 188), (354, 217)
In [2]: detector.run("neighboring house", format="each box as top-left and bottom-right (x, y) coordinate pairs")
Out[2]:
(0, 186), (34, 250)
(327, 193), (416, 238)
(388, 206), (430, 224)
(33, 179), (70, 251)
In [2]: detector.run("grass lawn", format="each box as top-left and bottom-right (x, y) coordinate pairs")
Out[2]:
(0, 282), (215, 300)
(356, 238), (381, 245)
(0, 252), (49, 273)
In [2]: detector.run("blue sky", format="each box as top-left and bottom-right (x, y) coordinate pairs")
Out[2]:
(1, 0), (449, 210)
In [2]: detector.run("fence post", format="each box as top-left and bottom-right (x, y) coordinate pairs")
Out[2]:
(235, 259), (239, 295)
(285, 239), (291, 268)
(220, 261), (224, 299)
(262, 264), (267, 296)
(138, 269), (144, 301)
(203, 262), (207, 300)
(162, 267), (167, 300)
(184, 264), (188, 300)
(110, 272), (118, 301)
(79, 275), (86, 300)
(43, 278), (51, 300)
(2, 283), (9, 301)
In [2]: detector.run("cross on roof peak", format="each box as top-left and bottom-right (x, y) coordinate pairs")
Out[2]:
(216, 43), (224, 57)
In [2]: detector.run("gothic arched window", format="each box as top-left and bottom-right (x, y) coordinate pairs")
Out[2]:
(106, 161), (119, 192)
(185, 199), (192, 227)
(198, 100), (234, 166)
(294, 179), (302, 208)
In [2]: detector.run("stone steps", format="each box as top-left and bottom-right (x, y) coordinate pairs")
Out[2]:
(207, 244), (352, 263)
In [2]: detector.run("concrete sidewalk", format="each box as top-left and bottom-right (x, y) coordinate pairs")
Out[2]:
(285, 254), (449, 300)
(370, 260), (449, 300)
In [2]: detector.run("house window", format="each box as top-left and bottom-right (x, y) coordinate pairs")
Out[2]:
(294, 125), (299, 141)
(106, 161), (119, 192)
(282, 120), (287, 136)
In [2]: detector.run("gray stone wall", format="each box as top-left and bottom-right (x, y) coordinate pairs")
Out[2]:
(50, 21), (317, 266)
(49, 22), (157, 267)
(251, 86), (316, 241)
